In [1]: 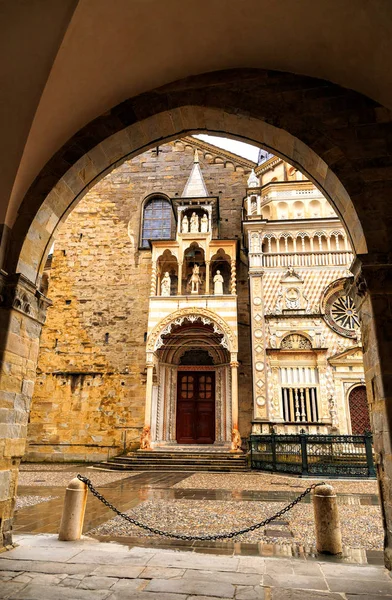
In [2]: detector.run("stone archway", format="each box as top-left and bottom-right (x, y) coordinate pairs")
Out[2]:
(2, 69), (392, 564)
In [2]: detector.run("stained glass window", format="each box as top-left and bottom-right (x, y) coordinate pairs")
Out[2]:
(141, 197), (172, 248)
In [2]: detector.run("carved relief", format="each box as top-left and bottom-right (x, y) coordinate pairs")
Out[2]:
(147, 307), (237, 353)
(280, 333), (312, 350)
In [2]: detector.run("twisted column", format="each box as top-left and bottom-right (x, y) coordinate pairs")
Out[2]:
(231, 260), (236, 295)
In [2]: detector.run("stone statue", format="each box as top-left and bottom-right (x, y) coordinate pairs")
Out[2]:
(328, 396), (339, 429)
(190, 212), (199, 233)
(181, 215), (189, 233)
(231, 428), (242, 452)
(140, 425), (151, 450)
(274, 286), (283, 314)
(189, 264), (202, 294)
(200, 213), (208, 232)
(161, 271), (171, 296)
(213, 270), (224, 295)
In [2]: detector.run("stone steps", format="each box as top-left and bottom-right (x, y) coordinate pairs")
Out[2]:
(97, 450), (249, 472)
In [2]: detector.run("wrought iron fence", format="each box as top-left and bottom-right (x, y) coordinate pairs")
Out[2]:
(249, 432), (376, 478)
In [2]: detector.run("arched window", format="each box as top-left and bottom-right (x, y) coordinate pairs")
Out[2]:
(141, 196), (173, 248)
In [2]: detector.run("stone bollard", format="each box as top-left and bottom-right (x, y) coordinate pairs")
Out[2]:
(313, 484), (342, 554)
(58, 477), (88, 541)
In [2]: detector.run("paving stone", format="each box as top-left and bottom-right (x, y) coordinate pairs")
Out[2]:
(93, 564), (145, 578)
(59, 578), (80, 588)
(0, 559), (94, 575)
(10, 574), (33, 584)
(264, 559), (322, 577)
(184, 569), (261, 585)
(147, 550), (239, 572)
(108, 592), (187, 600)
(7, 583), (111, 600)
(320, 562), (390, 580)
(1, 546), (83, 562)
(326, 577), (392, 595)
(271, 590), (343, 600)
(29, 573), (68, 585)
(346, 596), (392, 600)
(263, 573), (328, 591)
(78, 575), (118, 590)
(0, 582), (27, 600)
(145, 577), (235, 597)
(68, 549), (150, 565)
(235, 585), (265, 600)
(236, 557), (265, 574)
(140, 566), (185, 579)
(110, 578), (147, 591)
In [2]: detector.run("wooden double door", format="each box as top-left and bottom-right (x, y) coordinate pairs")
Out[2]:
(176, 371), (215, 444)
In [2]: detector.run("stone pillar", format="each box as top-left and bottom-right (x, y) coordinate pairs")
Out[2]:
(0, 273), (50, 549)
(230, 354), (241, 451)
(249, 271), (269, 425)
(178, 262), (182, 295)
(348, 255), (392, 569)
(141, 356), (154, 450)
(205, 261), (210, 295)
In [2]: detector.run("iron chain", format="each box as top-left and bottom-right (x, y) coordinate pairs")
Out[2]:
(77, 473), (325, 542)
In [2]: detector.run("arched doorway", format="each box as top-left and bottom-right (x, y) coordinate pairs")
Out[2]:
(348, 385), (371, 435)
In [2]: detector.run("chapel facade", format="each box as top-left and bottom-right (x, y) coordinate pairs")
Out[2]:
(25, 138), (369, 462)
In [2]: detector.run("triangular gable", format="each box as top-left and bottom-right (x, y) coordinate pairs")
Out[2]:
(328, 345), (363, 365)
(182, 149), (209, 198)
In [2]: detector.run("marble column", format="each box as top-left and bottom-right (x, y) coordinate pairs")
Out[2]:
(348, 254), (392, 569)
(141, 357), (154, 450)
(178, 262), (182, 295)
(205, 261), (210, 295)
(230, 354), (241, 451)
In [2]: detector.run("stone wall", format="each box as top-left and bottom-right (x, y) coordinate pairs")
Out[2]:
(25, 140), (253, 461)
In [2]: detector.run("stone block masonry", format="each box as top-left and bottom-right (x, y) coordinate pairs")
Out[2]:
(25, 140), (253, 461)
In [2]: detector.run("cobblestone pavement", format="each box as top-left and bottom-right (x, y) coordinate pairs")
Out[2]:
(0, 534), (391, 600)
(173, 473), (379, 495)
(88, 498), (383, 550)
(15, 468), (383, 555)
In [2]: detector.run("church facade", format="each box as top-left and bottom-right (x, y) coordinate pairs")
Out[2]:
(25, 138), (369, 462)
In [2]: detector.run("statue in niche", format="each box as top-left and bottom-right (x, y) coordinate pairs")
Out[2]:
(189, 264), (202, 294)
(200, 213), (208, 232)
(213, 270), (224, 295)
(190, 212), (199, 233)
(274, 286), (283, 314)
(181, 215), (189, 233)
(161, 272), (171, 296)
(328, 396), (339, 429)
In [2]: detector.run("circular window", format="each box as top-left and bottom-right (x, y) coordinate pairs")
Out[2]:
(322, 279), (360, 338)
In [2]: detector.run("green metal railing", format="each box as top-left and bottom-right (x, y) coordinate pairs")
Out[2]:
(249, 432), (376, 478)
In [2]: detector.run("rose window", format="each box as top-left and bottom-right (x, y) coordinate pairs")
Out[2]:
(330, 295), (359, 331)
(322, 280), (360, 338)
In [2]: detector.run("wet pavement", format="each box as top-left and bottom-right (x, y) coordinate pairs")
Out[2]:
(1, 534), (392, 600)
(14, 470), (383, 563)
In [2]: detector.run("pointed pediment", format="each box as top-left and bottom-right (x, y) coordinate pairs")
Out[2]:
(280, 266), (303, 284)
(328, 345), (363, 365)
(182, 149), (209, 198)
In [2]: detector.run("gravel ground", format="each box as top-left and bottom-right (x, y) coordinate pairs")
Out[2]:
(18, 469), (139, 487)
(87, 498), (383, 550)
(173, 472), (379, 495)
(19, 464), (76, 471)
(15, 495), (57, 510)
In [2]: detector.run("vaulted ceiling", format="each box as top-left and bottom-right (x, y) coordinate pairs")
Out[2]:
(2, 0), (392, 228)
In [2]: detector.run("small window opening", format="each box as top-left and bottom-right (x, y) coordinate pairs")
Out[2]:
(144, 332), (147, 342)
(104, 332), (109, 344)
(65, 300), (71, 305)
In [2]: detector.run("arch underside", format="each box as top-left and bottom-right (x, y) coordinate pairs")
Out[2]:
(13, 68), (392, 286)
